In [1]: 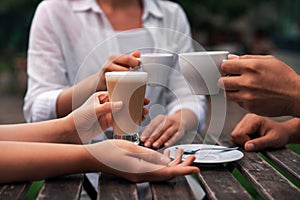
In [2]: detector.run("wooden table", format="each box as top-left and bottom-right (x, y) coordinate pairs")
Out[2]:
(1, 97), (300, 200)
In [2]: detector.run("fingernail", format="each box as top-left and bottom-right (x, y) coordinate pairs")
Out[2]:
(112, 101), (123, 109)
(229, 54), (239, 59)
(222, 59), (227, 62)
(153, 142), (160, 148)
(145, 142), (151, 147)
(246, 143), (255, 151)
(140, 136), (146, 142)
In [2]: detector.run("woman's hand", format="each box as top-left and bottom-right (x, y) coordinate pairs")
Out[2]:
(67, 92), (149, 143)
(97, 51), (141, 91)
(140, 110), (198, 149)
(69, 92), (123, 143)
(86, 140), (199, 182)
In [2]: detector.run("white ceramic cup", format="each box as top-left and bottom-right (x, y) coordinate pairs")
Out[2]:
(178, 51), (229, 95)
(139, 53), (174, 86)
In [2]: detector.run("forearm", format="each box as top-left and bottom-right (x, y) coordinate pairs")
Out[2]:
(0, 142), (95, 183)
(0, 117), (80, 144)
(290, 75), (300, 117)
(57, 74), (99, 118)
(283, 118), (300, 144)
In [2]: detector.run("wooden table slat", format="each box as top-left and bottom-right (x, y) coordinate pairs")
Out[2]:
(196, 166), (252, 200)
(98, 173), (139, 200)
(0, 182), (31, 200)
(263, 148), (300, 183)
(236, 150), (300, 199)
(36, 174), (84, 200)
(219, 138), (300, 199)
(150, 176), (196, 200)
(190, 134), (252, 199)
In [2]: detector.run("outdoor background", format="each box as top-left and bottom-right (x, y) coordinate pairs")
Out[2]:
(0, 0), (299, 122)
(0, 1), (299, 199)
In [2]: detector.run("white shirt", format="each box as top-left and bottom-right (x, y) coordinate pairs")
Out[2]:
(24, 0), (206, 131)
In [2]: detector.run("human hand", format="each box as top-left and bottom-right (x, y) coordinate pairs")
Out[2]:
(87, 140), (199, 182)
(231, 114), (291, 151)
(219, 55), (300, 117)
(68, 92), (149, 143)
(69, 92), (123, 143)
(140, 111), (187, 149)
(98, 51), (141, 91)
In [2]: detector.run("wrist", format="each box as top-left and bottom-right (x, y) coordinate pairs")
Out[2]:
(61, 115), (82, 144)
(289, 75), (300, 117)
(77, 145), (99, 172)
(282, 118), (300, 144)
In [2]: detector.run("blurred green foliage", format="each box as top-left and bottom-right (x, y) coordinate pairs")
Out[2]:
(0, 0), (40, 66)
(0, 0), (299, 71)
(0, 0), (41, 12)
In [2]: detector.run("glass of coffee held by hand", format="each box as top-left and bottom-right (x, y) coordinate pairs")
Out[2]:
(105, 72), (148, 144)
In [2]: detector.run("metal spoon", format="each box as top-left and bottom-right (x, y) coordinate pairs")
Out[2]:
(176, 146), (239, 155)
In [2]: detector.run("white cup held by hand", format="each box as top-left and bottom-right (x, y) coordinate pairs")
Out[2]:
(179, 51), (229, 95)
(139, 53), (174, 86)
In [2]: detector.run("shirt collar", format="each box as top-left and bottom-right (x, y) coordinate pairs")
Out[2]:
(71, 0), (102, 13)
(71, 0), (163, 19)
(142, 0), (163, 20)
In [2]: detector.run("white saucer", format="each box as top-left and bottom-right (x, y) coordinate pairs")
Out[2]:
(166, 144), (244, 164)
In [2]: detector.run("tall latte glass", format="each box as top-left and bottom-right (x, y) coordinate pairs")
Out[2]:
(105, 72), (148, 144)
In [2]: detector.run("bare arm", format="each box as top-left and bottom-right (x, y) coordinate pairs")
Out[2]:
(0, 118), (78, 144)
(0, 92), (122, 144)
(56, 52), (140, 118)
(0, 140), (199, 184)
(0, 142), (87, 183)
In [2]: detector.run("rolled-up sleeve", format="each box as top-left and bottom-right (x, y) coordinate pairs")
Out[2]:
(24, 2), (69, 122)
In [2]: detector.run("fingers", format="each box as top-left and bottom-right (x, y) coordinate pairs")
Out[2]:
(168, 148), (183, 166)
(231, 114), (264, 146)
(141, 114), (184, 148)
(218, 76), (241, 91)
(244, 134), (274, 151)
(103, 53), (140, 74)
(110, 54), (140, 68)
(112, 139), (171, 165)
(238, 55), (273, 60)
(144, 98), (150, 106)
(163, 149), (170, 157)
(140, 115), (165, 142)
(142, 108), (149, 116)
(142, 108), (149, 122)
(163, 128), (185, 147)
(97, 92), (109, 103)
(95, 101), (123, 115)
(133, 148), (171, 165)
(130, 50), (141, 58)
(144, 121), (174, 148)
(221, 54), (274, 75)
(168, 150), (199, 175)
(172, 160), (200, 175)
(104, 63), (131, 72)
(228, 54), (273, 60)
(221, 59), (243, 75)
